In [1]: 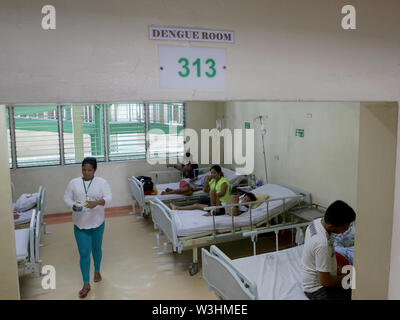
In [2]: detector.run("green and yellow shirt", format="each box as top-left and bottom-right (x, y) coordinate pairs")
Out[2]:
(209, 177), (231, 203)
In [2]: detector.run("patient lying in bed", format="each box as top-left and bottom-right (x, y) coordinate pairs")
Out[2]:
(225, 193), (257, 216)
(170, 192), (257, 217)
(161, 175), (207, 196)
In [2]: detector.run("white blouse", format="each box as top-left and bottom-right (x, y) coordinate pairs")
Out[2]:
(64, 176), (112, 229)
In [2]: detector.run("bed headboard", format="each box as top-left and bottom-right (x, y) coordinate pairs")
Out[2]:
(278, 184), (312, 205)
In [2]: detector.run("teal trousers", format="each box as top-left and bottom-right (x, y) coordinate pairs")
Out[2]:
(74, 222), (105, 284)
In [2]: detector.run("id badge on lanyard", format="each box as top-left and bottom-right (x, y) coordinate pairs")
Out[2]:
(83, 178), (93, 201)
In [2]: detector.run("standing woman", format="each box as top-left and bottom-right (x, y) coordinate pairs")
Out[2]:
(64, 157), (112, 298)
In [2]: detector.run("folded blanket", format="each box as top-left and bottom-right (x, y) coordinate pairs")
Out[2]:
(13, 193), (38, 212)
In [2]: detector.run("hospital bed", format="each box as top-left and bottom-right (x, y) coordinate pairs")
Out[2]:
(14, 205), (48, 277)
(201, 207), (325, 299)
(149, 183), (312, 275)
(14, 186), (50, 237)
(129, 167), (249, 218)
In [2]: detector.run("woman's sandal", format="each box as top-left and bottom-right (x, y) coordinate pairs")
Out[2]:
(79, 286), (91, 298)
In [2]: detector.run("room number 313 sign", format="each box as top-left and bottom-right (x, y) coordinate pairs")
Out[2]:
(177, 57), (217, 78)
(158, 45), (226, 89)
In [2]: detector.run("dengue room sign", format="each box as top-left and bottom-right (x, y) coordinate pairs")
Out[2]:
(150, 26), (234, 43)
(158, 45), (226, 89)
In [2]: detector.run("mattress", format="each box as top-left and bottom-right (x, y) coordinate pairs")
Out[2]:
(15, 229), (30, 262)
(233, 245), (308, 300)
(172, 184), (299, 237)
(145, 167), (246, 202)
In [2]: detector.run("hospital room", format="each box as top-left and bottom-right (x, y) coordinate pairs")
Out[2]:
(1, 0), (400, 303)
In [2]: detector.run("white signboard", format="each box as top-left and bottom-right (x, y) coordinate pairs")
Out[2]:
(150, 26), (234, 43)
(158, 45), (226, 89)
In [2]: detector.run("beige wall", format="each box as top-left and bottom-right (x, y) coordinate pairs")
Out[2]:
(353, 103), (397, 299)
(0, 106), (20, 299)
(221, 102), (360, 208)
(0, 0), (399, 104)
(1, 0), (400, 300)
(9, 102), (219, 214)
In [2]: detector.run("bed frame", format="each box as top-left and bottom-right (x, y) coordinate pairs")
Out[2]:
(149, 184), (312, 275)
(15, 202), (49, 277)
(37, 186), (51, 236)
(201, 220), (315, 300)
(14, 186), (49, 237)
(128, 168), (249, 218)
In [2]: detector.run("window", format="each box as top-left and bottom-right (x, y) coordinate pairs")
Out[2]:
(148, 103), (185, 159)
(63, 104), (105, 164)
(6, 103), (185, 167)
(107, 104), (146, 161)
(13, 105), (60, 167)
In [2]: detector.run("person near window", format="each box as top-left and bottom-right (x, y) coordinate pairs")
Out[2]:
(64, 157), (112, 299)
(167, 152), (199, 179)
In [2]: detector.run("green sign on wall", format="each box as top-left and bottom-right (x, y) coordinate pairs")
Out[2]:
(296, 129), (304, 137)
(245, 122), (251, 129)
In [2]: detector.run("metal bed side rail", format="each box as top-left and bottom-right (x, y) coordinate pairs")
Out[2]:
(128, 176), (146, 215)
(149, 198), (179, 251)
(40, 186), (52, 235)
(242, 220), (312, 238)
(23, 209), (40, 275)
(202, 245), (257, 300)
(243, 220), (311, 254)
(35, 205), (44, 262)
(29, 209), (37, 265)
(203, 194), (304, 237)
(178, 204), (306, 252)
(278, 184), (312, 205)
(38, 186), (49, 235)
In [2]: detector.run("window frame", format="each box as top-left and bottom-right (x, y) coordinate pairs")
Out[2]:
(6, 103), (185, 169)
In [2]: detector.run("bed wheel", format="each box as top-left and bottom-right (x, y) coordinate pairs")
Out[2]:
(189, 263), (198, 276)
(143, 211), (150, 219)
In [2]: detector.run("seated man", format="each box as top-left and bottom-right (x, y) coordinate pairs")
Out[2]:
(170, 165), (230, 216)
(167, 152), (199, 179)
(301, 200), (356, 300)
(225, 192), (257, 216)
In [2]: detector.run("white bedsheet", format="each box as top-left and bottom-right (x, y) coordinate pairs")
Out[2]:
(172, 184), (299, 237)
(233, 245), (308, 300)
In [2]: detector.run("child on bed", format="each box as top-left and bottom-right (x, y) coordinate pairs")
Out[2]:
(225, 193), (257, 216)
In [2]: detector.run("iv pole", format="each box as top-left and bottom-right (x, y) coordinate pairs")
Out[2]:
(257, 115), (268, 184)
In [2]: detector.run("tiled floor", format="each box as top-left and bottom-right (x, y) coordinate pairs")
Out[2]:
(19, 207), (290, 300)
